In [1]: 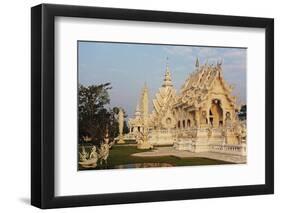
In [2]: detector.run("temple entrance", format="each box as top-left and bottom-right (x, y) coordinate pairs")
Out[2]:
(209, 99), (223, 128)
(187, 119), (191, 127)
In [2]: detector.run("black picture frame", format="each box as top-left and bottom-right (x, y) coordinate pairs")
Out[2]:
(31, 3), (274, 209)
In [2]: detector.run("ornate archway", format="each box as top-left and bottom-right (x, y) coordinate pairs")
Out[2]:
(209, 99), (223, 127)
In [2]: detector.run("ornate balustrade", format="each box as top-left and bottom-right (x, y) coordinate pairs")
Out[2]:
(209, 143), (246, 156)
(174, 138), (246, 156)
(173, 140), (194, 151)
(149, 129), (178, 135)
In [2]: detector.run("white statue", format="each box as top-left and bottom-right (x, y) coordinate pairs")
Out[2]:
(225, 112), (232, 128)
(98, 143), (110, 165)
(89, 146), (98, 161)
(98, 129), (114, 166)
(79, 146), (88, 162)
(79, 146), (98, 168)
(117, 108), (125, 144)
(118, 108), (124, 134)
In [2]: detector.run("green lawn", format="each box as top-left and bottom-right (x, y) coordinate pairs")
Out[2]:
(79, 145), (232, 170)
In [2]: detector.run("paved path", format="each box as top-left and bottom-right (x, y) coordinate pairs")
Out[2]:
(131, 147), (246, 164)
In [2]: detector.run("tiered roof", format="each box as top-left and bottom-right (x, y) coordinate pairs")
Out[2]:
(150, 66), (177, 124)
(177, 60), (236, 108)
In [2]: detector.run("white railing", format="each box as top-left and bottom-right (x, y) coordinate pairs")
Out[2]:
(209, 143), (247, 156)
(149, 129), (178, 134)
(174, 140), (246, 156)
(174, 140), (194, 151)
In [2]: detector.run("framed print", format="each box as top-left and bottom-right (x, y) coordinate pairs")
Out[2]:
(31, 4), (274, 209)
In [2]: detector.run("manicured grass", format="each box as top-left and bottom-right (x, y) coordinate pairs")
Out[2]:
(79, 145), (232, 170)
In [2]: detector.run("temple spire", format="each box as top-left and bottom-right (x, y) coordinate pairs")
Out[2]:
(162, 57), (173, 87)
(141, 83), (149, 120)
(144, 81), (148, 91)
(134, 103), (141, 118)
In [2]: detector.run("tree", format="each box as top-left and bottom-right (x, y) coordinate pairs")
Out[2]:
(238, 104), (247, 120)
(79, 83), (130, 145)
(79, 83), (112, 144)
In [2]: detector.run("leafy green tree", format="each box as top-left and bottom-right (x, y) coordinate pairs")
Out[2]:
(79, 83), (112, 144)
(238, 104), (247, 120)
(78, 83), (129, 145)
(107, 107), (119, 142)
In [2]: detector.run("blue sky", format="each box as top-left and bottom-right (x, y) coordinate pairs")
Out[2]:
(78, 41), (246, 118)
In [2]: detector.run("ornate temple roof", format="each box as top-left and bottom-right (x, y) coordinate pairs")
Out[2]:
(151, 65), (177, 124)
(152, 87), (177, 114)
(177, 59), (236, 108)
(129, 59), (238, 129)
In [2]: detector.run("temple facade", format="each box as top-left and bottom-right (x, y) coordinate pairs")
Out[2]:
(127, 59), (246, 156)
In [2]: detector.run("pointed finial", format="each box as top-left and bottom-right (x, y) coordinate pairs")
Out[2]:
(195, 57), (199, 68)
(217, 58), (223, 67)
(144, 81), (148, 90)
(163, 57), (173, 87)
(135, 103), (141, 117)
(165, 57), (171, 75)
(142, 82), (149, 95)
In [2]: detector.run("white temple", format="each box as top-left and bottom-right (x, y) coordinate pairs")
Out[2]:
(126, 59), (246, 156)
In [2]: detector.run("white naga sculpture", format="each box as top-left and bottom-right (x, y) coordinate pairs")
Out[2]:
(117, 108), (125, 144)
(79, 145), (88, 162)
(98, 129), (114, 165)
(98, 143), (110, 165)
(79, 146), (98, 168)
(79, 129), (115, 168)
